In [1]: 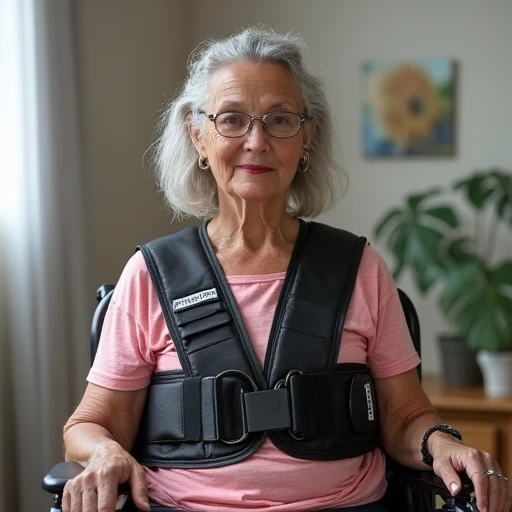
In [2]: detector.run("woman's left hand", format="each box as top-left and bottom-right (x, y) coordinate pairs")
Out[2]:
(430, 433), (511, 512)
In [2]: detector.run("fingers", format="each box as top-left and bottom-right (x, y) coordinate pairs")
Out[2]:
(62, 465), (130, 512)
(62, 481), (71, 512)
(485, 470), (508, 512)
(505, 478), (512, 512)
(491, 468), (510, 512)
(96, 470), (121, 512)
(129, 462), (150, 511)
(469, 468), (490, 511)
(433, 462), (462, 496)
(470, 457), (505, 512)
(82, 484), (98, 512)
(63, 477), (85, 512)
(465, 454), (508, 512)
(62, 478), (81, 512)
(433, 445), (512, 512)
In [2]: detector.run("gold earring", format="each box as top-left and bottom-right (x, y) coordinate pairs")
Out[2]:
(198, 155), (210, 170)
(298, 155), (310, 172)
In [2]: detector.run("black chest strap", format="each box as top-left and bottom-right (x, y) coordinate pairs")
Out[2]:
(137, 364), (376, 443)
(135, 221), (375, 467)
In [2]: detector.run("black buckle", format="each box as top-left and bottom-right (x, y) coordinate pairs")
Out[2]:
(215, 370), (257, 444)
(216, 369), (298, 442)
(243, 388), (291, 433)
(274, 369), (305, 441)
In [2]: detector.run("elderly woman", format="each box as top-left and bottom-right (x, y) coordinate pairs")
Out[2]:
(62, 27), (510, 512)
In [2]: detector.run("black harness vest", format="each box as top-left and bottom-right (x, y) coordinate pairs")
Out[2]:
(133, 220), (378, 468)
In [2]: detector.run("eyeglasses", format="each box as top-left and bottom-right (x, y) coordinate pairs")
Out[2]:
(203, 111), (308, 139)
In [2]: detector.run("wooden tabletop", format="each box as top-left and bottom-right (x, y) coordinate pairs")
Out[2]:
(422, 374), (512, 413)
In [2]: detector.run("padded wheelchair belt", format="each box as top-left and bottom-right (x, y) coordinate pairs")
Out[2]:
(139, 367), (377, 444)
(135, 221), (373, 466)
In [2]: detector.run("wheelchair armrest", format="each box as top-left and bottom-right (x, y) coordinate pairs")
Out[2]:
(42, 461), (130, 495)
(42, 462), (84, 493)
(397, 465), (474, 500)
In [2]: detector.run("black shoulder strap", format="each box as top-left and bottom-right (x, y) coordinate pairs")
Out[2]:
(137, 226), (265, 386)
(264, 221), (367, 385)
(138, 221), (366, 388)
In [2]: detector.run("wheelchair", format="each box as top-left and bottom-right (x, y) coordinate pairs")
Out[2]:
(42, 285), (478, 512)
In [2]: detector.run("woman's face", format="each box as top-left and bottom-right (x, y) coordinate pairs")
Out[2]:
(190, 61), (313, 210)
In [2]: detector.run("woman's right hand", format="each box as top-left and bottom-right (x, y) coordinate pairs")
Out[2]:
(62, 439), (150, 512)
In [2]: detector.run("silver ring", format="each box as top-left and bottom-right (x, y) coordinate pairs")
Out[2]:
(484, 469), (508, 481)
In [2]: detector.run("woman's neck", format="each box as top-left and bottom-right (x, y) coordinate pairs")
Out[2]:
(206, 209), (300, 275)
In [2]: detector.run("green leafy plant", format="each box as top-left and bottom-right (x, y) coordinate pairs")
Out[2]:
(374, 168), (512, 352)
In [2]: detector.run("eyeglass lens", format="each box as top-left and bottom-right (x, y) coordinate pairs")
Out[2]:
(214, 112), (301, 138)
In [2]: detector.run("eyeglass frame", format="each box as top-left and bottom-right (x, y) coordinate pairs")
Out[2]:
(200, 110), (310, 139)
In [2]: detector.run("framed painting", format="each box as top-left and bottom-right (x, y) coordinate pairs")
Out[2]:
(362, 59), (457, 157)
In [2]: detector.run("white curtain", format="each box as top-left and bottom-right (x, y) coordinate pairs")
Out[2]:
(0, 0), (90, 510)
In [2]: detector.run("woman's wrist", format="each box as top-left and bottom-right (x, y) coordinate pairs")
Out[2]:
(92, 436), (125, 458)
(64, 423), (122, 464)
(422, 424), (462, 466)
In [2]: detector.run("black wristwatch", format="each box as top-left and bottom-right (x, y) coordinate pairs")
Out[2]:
(421, 424), (462, 466)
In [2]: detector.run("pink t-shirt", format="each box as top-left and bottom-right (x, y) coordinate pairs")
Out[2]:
(88, 244), (420, 511)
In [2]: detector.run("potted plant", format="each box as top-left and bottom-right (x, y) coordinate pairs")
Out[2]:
(373, 168), (512, 395)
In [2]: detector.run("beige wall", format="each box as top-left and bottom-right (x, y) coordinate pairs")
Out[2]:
(78, 0), (512, 374)
(187, 0), (512, 374)
(77, 0), (196, 305)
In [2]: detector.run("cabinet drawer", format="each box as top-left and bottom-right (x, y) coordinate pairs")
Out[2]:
(451, 422), (498, 457)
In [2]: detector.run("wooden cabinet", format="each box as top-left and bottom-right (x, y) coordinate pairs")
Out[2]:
(422, 375), (512, 475)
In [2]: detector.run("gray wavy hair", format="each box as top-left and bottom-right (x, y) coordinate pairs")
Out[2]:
(152, 26), (346, 219)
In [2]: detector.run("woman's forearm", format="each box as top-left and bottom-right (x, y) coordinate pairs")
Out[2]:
(375, 370), (448, 468)
(62, 383), (148, 464)
(381, 409), (443, 468)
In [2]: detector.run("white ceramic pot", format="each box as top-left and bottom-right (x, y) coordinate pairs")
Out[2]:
(476, 350), (512, 397)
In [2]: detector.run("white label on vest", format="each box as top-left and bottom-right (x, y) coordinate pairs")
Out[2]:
(173, 288), (218, 311)
(364, 383), (375, 421)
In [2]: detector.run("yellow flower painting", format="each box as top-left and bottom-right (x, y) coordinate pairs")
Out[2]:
(363, 59), (457, 157)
